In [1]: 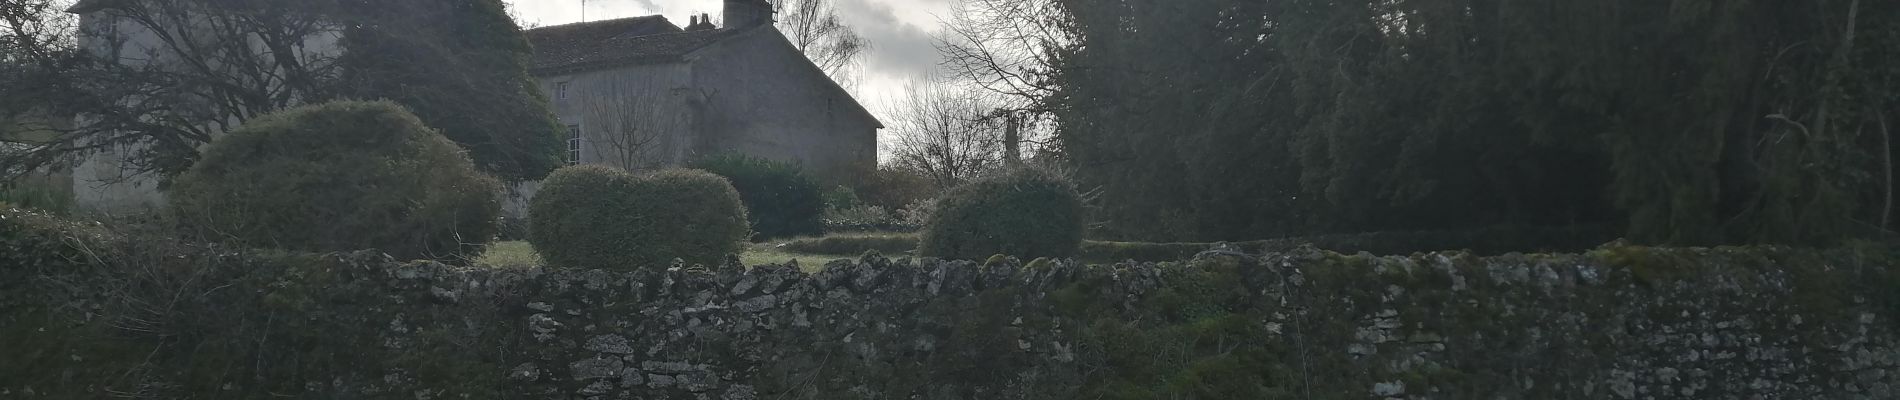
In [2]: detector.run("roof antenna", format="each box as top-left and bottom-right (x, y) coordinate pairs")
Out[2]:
(581, 0), (587, 22)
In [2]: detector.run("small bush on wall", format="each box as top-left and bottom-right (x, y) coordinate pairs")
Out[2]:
(918, 165), (1085, 260)
(168, 100), (501, 262)
(529, 165), (749, 270)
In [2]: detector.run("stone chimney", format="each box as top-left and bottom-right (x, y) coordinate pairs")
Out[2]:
(686, 14), (716, 31)
(722, 0), (773, 28)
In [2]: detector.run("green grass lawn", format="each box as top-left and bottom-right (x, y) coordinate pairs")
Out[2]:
(739, 243), (854, 272)
(476, 241), (848, 273)
(476, 241), (542, 269)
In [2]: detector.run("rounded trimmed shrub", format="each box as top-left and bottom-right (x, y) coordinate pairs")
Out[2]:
(690, 153), (824, 240)
(528, 166), (749, 270)
(168, 100), (502, 262)
(918, 165), (1085, 260)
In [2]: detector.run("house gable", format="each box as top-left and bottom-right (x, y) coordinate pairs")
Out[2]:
(520, 14), (880, 183)
(687, 26), (882, 128)
(683, 26), (880, 179)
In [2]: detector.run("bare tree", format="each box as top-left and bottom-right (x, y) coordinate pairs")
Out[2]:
(0, 0), (342, 180)
(582, 89), (674, 171)
(1, 0), (79, 144)
(1880, 111), (1892, 229)
(775, 0), (866, 90)
(0, 0), (74, 63)
(934, 0), (1070, 114)
(931, 0), (1075, 162)
(885, 76), (1005, 188)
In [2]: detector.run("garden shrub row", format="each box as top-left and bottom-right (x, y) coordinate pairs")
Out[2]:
(110, 101), (1606, 270)
(779, 224), (1619, 262)
(1248, 224), (1619, 256)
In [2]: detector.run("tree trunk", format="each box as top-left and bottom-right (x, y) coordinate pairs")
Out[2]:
(1004, 113), (1022, 164)
(1881, 112), (1893, 229)
(1814, 0), (1860, 142)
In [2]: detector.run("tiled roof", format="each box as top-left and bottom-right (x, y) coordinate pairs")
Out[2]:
(527, 16), (744, 75)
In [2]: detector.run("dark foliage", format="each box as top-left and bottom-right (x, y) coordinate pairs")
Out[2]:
(822, 185), (861, 210)
(0, 207), (114, 276)
(0, 178), (71, 216)
(1048, 0), (1900, 246)
(919, 165), (1085, 260)
(853, 165), (939, 210)
(167, 101), (501, 262)
(1086, 224), (1618, 262)
(529, 166), (749, 270)
(0, 210), (510, 398)
(776, 223), (1609, 263)
(336, 0), (565, 181)
(495, 214), (530, 242)
(691, 153), (826, 240)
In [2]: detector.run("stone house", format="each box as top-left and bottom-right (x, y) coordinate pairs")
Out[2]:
(515, 0), (879, 210)
(57, 0), (878, 214)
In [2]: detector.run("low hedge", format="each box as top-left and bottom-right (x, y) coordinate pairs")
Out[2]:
(919, 166), (1086, 260)
(691, 154), (825, 240)
(0, 209), (511, 399)
(1, 207), (117, 281)
(1249, 224), (1618, 256)
(529, 166), (750, 270)
(1084, 225), (1617, 261)
(777, 224), (1618, 262)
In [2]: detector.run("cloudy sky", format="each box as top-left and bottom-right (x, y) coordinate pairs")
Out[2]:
(504, 0), (955, 123)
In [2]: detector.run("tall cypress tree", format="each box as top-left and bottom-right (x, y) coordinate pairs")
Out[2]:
(335, 0), (564, 182)
(1050, 0), (1900, 246)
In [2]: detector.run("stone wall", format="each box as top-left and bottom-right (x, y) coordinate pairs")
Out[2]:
(5, 224), (1900, 399)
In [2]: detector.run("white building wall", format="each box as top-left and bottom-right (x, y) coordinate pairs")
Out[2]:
(69, 10), (174, 212)
(68, 8), (343, 213)
(542, 63), (698, 170)
(506, 63), (699, 218)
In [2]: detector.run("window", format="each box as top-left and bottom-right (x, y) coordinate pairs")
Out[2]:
(566, 124), (582, 165)
(556, 81), (571, 100)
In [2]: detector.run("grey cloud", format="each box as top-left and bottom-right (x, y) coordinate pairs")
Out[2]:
(834, 0), (944, 77)
(514, 0), (944, 76)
